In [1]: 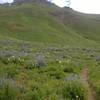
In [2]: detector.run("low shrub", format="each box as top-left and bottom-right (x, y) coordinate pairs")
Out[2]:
(96, 85), (100, 100)
(0, 82), (18, 100)
(62, 80), (87, 100)
(63, 66), (74, 73)
(48, 70), (65, 79)
(0, 56), (25, 65)
(8, 56), (25, 65)
(6, 66), (18, 78)
(0, 57), (9, 65)
(25, 62), (35, 70)
(24, 90), (42, 100)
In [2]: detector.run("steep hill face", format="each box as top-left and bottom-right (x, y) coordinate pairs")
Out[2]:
(50, 7), (100, 42)
(0, 1), (100, 47)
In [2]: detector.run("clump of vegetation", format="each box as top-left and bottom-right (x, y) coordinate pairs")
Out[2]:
(5, 65), (18, 78)
(62, 80), (87, 100)
(8, 56), (25, 65)
(23, 90), (43, 100)
(0, 55), (25, 65)
(0, 81), (18, 100)
(24, 62), (35, 70)
(89, 65), (100, 100)
(49, 69), (65, 79)
(63, 66), (74, 73)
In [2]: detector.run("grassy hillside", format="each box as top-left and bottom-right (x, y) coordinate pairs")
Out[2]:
(0, 3), (100, 47)
(52, 7), (100, 42)
(0, 2), (100, 100)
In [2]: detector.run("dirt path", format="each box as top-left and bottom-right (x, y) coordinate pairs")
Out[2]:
(81, 67), (95, 100)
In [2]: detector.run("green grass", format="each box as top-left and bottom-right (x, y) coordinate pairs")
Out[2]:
(89, 65), (100, 100)
(0, 3), (100, 47)
(0, 1), (100, 100)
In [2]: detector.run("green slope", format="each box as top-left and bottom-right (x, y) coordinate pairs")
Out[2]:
(52, 7), (100, 42)
(0, 2), (100, 100)
(0, 2), (100, 47)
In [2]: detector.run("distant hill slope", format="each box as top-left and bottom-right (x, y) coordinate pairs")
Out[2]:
(51, 7), (100, 42)
(0, 1), (100, 47)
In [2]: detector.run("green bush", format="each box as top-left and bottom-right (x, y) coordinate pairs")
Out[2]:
(0, 56), (25, 65)
(25, 62), (35, 70)
(24, 90), (42, 100)
(47, 69), (65, 79)
(6, 66), (18, 78)
(0, 57), (9, 65)
(95, 85), (100, 100)
(8, 56), (25, 65)
(62, 80), (87, 100)
(0, 83), (18, 100)
(63, 66), (74, 73)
